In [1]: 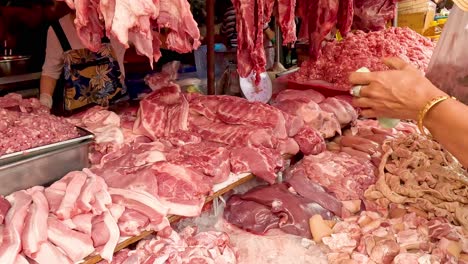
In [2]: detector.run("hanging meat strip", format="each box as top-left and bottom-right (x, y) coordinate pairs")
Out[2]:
(278, 0), (297, 44)
(308, 0), (339, 60)
(233, 0), (266, 83)
(353, 0), (396, 32)
(336, 0), (354, 36)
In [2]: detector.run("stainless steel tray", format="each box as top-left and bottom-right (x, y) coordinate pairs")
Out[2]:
(0, 127), (94, 166)
(0, 140), (91, 195)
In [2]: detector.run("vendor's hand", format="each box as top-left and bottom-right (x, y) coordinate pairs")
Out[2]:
(349, 57), (447, 120)
(39, 93), (53, 109)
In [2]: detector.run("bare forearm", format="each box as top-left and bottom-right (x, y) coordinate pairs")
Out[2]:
(40, 75), (57, 96)
(424, 99), (468, 167)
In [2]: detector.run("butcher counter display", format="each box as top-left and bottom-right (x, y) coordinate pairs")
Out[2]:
(0, 81), (467, 263)
(0, 0), (464, 261)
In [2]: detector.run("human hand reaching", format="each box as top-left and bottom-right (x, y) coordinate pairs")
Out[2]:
(349, 57), (447, 120)
(39, 93), (53, 109)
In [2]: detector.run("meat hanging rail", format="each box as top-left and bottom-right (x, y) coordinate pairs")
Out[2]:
(82, 173), (255, 264)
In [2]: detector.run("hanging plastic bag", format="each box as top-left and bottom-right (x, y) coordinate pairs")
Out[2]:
(426, 6), (468, 104)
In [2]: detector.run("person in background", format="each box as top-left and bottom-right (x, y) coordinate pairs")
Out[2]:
(40, 10), (127, 114)
(433, 0), (454, 12)
(220, 3), (237, 48)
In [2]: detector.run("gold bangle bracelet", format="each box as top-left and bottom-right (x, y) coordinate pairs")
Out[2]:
(417, 95), (456, 136)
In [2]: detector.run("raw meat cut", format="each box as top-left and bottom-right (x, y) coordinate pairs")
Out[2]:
(296, 0), (309, 41)
(217, 98), (288, 139)
(109, 187), (169, 230)
(0, 96), (80, 155)
(74, 0), (105, 52)
(225, 183), (334, 238)
(47, 216), (95, 262)
(0, 191), (32, 264)
(285, 169), (343, 217)
(158, 0), (201, 53)
(274, 89), (325, 104)
(273, 98), (341, 138)
(287, 151), (376, 201)
(0, 93), (47, 113)
(219, 222), (328, 264)
(103, 227), (237, 264)
(66, 0), (201, 65)
(364, 133), (468, 229)
(278, 0), (297, 44)
(56, 171), (88, 220)
(110, 0), (158, 50)
(117, 209), (150, 236)
(224, 196), (281, 234)
(31, 241), (73, 264)
(307, 0), (339, 60)
(191, 95), (288, 139)
(94, 141), (167, 173)
(189, 114), (277, 149)
(166, 142), (231, 183)
(72, 214), (94, 234)
(353, 0), (396, 32)
(22, 188), (49, 256)
(319, 97), (357, 126)
(150, 162), (212, 216)
(102, 162), (212, 217)
(336, 0), (354, 36)
(232, 0), (267, 83)
(291, 27), (435, 91)
(322, 209), (468, 264)
(293, 127), (326, 155)
(133, 85), (189, 140)
(93, 211), (120, 261)
(230, 146), (283, 184)
(0, 196), (10, 224)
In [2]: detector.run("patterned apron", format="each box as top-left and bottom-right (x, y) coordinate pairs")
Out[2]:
(51, 21), (126, 114)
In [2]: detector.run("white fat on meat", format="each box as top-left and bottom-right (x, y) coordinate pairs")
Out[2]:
(0, 191), (32, 264)
(30, 241), (73, 264)
(323, 233), (357, 254)
(150, 162), (212, 217)
(45, 176), (71, 213)
(273, 99), (341, 138)
(47, 216), (95, 262)
(118, 209), (150, 236)
(274, 89), (325, 104)
(72, 213), (94, 235)
(110, 0), (157, 47)
(77, 170), (110, 213)
(93, 211), (120, 262)
(74, 0), (104, 52)
(56, 171), (88, 220)
(108, 203), (125, 220)
(0, 196), (10, 225)
(133, 86), (188, 140)
(215, 97), (289, 139)
(230, 146), (283, 184)
(114, 227), (236, 264)
(220, 222), (328, 264)
(158, 0), (201, 53)
(82, 108), (121, 130)
(319, 97), (357, 126)
(14, 254), (29, 264)
(21, 189), (49, 257)
(109, 187), (169, 229)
